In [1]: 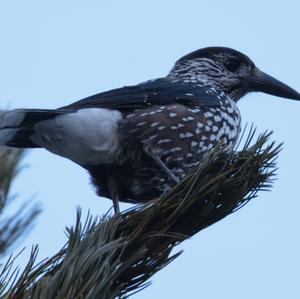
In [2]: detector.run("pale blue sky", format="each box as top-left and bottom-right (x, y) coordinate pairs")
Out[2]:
(1, 1), (300, 298)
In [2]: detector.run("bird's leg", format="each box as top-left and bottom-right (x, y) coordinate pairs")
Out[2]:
(108, 178), (120, 214)
(144, 147), (179, 184)
(112, 196), (120, 214)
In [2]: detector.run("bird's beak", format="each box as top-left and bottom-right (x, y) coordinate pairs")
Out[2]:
(246, 68), (300, 101)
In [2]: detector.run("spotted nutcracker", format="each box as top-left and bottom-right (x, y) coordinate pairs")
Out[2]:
(0, 47), (299, 212)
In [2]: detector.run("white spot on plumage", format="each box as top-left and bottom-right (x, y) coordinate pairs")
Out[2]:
(204, 112), (213, 118)
(157, 139), (172, 144)
(169, 112), (177, 118)
(225, 126), (230, 134)
(137, 121), (147, 127)
(180, 132), (193, 139)
(182, 116), (194, 122)
(210, 134), (216, 141)
(150, 122), (160, 127)
(167, 105), (177, 110)
(212, 126), (218, 132)
(188, 108), (201, 113)
(174, 157), (184, 161)
(170, 147), (182, 153)
(214, 115), (221, 122)
(126, 113), (136, 118)
(227, 107), (234, 113)
(149, 134), (158, 140)
(217, 127), (225, 139)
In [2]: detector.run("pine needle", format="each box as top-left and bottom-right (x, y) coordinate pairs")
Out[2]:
(0, 130), (281, 298)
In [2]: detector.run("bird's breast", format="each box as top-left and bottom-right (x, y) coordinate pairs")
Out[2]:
(115, 101), (240, 199)
(121, 100), (240, 160)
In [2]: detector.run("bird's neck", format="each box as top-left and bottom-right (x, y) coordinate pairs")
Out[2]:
(167, 61), (243, 102)
(167, 61), (209, 86)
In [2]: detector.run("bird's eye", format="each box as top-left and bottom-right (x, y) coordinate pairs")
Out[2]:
(224, 58), (241, 72)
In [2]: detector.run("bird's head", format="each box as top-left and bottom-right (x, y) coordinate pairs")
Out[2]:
(168, 47), (300, 102)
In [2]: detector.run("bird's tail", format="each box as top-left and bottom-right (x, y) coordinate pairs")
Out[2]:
(0, 109), (65, 148)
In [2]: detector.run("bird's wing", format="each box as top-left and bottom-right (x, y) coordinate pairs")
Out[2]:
(60, 78), (222, 111)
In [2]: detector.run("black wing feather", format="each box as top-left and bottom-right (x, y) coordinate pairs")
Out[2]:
(60, 78), (222, 111)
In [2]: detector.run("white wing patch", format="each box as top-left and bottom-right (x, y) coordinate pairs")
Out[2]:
(30, 108), (123, 165)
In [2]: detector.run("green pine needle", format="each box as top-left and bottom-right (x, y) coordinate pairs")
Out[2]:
(0, 130), (281, 299)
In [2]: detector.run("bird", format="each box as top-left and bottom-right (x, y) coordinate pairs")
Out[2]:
(0, 47), (299, 213)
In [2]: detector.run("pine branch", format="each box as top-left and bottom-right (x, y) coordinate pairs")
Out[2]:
(0, 149), (41, 257)
(0, 131), (281, 299)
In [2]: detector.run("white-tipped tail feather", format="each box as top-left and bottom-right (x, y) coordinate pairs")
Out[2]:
(0, 110), (26, 127)
(0, 110), (26, 146)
